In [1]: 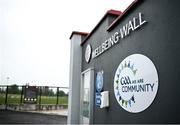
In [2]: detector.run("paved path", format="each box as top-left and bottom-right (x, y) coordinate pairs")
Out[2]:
(0, 110), (67, 124)
(28, 109), (68, 116)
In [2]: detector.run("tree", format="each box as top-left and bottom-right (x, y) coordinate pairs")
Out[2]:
(49, 89), (55, 96)
(41, 86), (55, 96)
(58, 90), (65, 96)
(8, 84), (21, 94)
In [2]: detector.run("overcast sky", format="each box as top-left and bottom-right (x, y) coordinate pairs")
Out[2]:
(0, 0), (133, 87)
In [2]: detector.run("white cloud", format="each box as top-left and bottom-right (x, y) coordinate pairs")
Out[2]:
(0, 0), (133, 87)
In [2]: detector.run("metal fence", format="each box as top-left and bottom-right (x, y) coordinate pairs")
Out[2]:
(0, 85), (69, 110)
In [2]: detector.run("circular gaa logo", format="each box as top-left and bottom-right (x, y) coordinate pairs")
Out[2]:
(114, 54), (158, 113)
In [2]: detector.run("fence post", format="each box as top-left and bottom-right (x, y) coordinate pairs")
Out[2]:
(56, 87), (59, 105)
(20, 86), (24, 104)
(39, 87), (42, 110)
(5, 86), (8, 110)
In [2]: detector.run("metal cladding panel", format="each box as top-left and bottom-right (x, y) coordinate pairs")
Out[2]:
(68, 34), (82, 124)
(81, 0), (180, 123)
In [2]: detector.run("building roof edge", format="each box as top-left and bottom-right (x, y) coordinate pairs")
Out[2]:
(107, 0), (139, 31)
(80, 9), (122, 46)
(69, 31), (89, 39)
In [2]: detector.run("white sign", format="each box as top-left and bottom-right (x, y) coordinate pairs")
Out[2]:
(92, 13), (147, 59)
(114, 54), (158, 113)
(85, 44), (92, 63)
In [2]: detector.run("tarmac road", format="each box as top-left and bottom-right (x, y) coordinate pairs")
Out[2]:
(0, 110), (67, 124)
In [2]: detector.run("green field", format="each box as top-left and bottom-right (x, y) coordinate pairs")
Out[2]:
(0, 94), (68, 105)
(39, 96), (68, 105)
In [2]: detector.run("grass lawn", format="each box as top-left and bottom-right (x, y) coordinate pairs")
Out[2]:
(0, 94), (6, 104)
(39, 96), (68, 105)
(0, 94), (68, 105)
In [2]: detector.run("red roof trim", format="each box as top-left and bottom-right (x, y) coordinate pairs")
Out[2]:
(80, 9), (122, 46)
(107, 0), (139, 31)
(69, 31), (89, 39)
(107, 9), (122, 16)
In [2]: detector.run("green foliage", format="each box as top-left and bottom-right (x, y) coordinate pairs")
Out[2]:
(58, 90), (66, 96)
(8, 84), (21, 94)
(0, 87), (6, 93)
(41, 87), (55, 96)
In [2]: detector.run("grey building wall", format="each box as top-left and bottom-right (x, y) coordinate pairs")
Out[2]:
(81, 0), (180, 123)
